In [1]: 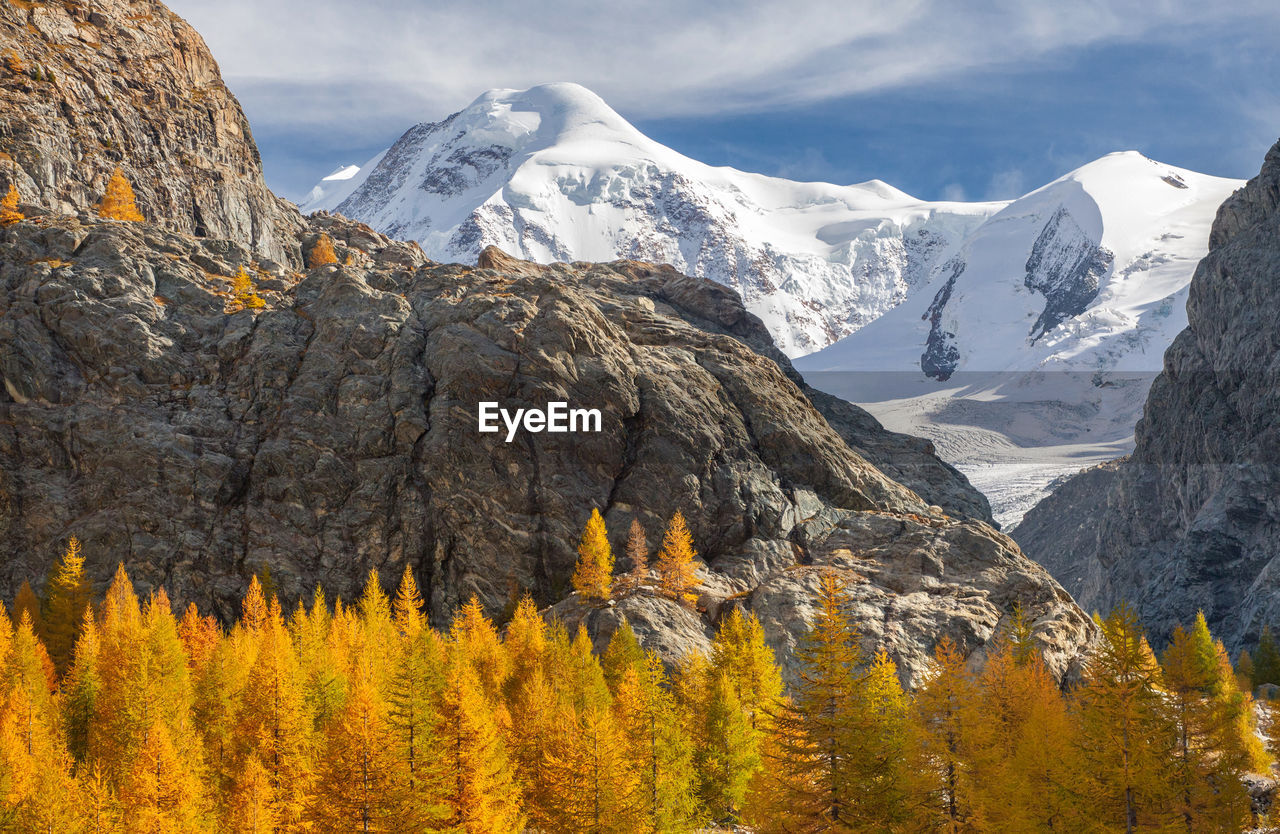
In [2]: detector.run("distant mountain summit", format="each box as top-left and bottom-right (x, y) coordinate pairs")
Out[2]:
(304, 85), (1239, 364)
(302, 82), (999, 356)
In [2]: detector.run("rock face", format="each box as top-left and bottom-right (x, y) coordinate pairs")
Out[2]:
(0, 0), (302, 264)
(0, 212), (1091, 684)
(1014, 139), (1280, 650)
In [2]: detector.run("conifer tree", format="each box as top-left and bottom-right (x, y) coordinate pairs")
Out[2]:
(614, 655), (697, 833)
(1236, 649), (1255, 693)
(98, 167), (144, 222)
(230, 266), (266, 311)
(118, 720), (207, 833)
(694, 671), (760, 826)
(227, 754), (279, 834)
(503, 594), (548, 700)
(64, 606), (103, 764)
(709, 607), (783, 731)
(436, 653), (523, 833)
(0, 182), (22, 226)
(655, 511), (700, 605)
(11, 580), (42, 638)
(1076, 605), (1176, 833)
(309, 681), (401, 833)
(913, 635), (985, 830)
(235, 612), (315, 828)
(241, 575), (268, 634)
(508, 664), (564, 829)
(623, 518), (650, 592)
(308, 233), (339, 268)
(602, 618), (646, 691)
(545, 700), (638, 834)
(295, 587), (347, 729)
(43, 534), (93, 673)
(451, 595), (510, 701)
(572, 508), (615, 602)
(1254, 625), (1280, 687)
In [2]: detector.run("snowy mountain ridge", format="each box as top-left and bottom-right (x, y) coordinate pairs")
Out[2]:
(301, 82), (1002, 356)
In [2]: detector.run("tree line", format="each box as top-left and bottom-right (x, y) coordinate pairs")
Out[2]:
(0, 517), (1273, 833)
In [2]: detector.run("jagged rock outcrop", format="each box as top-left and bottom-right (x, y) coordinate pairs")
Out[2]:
(0, 0), (302, 264)
(0, 213), (1091, 683)
(1014, 140), (1280, 650)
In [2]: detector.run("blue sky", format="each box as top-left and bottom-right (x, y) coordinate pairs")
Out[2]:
(168, 0), (1280, 203)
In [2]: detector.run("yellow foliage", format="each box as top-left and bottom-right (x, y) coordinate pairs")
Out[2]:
(571, 508), (614, 602)
(656, 510), (700, 604)
(0, 183), (22, 226)
(230, 266), (266, 312)
(97, 167), (144, 222)
(307, 233), (339, 268)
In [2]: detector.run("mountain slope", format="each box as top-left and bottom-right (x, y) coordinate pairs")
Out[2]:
(302, 83), (1000, 356)
(1013, 137), (1280, 651)
(795, 153), (1241, 526)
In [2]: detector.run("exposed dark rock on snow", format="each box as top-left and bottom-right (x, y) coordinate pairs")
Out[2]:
(1024, 207), (1114, 343)
(1014, 141), (1280, 650)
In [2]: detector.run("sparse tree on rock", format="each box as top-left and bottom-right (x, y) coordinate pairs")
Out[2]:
(98, 167), (144, 222)
(656, 511), (700, 605)
(572, 509), (614, 603)
(0, 183), (22, 226)
(308, 233), (339, 268)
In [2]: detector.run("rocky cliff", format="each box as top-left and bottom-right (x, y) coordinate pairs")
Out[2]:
(1015, 140), (1280, 650)
(0, 0), (1090, 681)
(0, 0), (302, 264)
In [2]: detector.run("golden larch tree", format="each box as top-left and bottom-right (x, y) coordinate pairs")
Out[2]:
(308, 233), (339, 268)
(43, 535), (93, 673)
(623, 518), (650, 592)
(0, 182), (22, 226)
(655, 511), (700, 605)
(572, 508), (614, 602)
(231, 266), (266, 311)
(98, 167), (144, 221)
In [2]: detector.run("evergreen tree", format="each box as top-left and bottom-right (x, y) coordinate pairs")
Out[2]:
(43, 534), (93, 673)
(655, 511), (700, 605)
(64, 607), (103, 765)
(572, 508), (615, 602)
(98, 168), (144, 222)
(0, 182), (22, 226)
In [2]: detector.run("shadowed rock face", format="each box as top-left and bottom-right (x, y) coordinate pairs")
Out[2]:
(1015, 141), (1280, 651)
(0, 0), (302, 264)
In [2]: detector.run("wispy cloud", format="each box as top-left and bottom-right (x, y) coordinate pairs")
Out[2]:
(172, 0), (1280, 129)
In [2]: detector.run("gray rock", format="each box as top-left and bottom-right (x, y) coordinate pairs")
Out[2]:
(1014, 139), (1280, 651)
(0, 0), (303, 265)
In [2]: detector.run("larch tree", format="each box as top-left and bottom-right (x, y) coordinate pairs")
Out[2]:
(655, 511), (701, 605)
(543, 696), (638, 833)
(614, 655), (697, 833)
(450, 595), (510, 702)
(63, 606), (103, 765)
(0, 182), (22, 226)
(435, 653), (523, 833)
(307, 233), (339, 268)
(623, 519), (650, 592)
(98, 167), (144, 222)
(572, 508), (615, 602)
(1075, 604), (1176, 834)
(913, 635), (985, 831)
(1254, 626), (1280, 686)
(230, 266), (266, 312)
(709, 607), (783, 732)
(602, 618), (646, 692)
(11, 581), (42, 638)
(118, 720), (208, 834)
(309, 680), (402, 834)
(42, 535), (93, 673)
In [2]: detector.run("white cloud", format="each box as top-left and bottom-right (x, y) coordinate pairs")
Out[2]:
(169, 0), (1280, 136)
